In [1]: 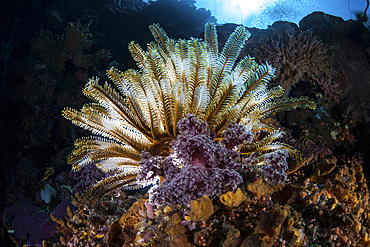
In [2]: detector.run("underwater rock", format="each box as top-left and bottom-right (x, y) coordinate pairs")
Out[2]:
(299, 11), (359, 43)
(219, 188), (247, 208)
(300, 12), (370, 124)
(187, 195), (214, 222)
(40, 183), (57, 204)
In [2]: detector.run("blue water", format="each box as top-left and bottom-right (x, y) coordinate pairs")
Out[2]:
(194, 0), (368, 28)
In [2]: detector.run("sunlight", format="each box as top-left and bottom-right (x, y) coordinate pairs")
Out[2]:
(230, 0), (268, 14)
(194, 0), (278, 26)
(195, 0), (365, 28)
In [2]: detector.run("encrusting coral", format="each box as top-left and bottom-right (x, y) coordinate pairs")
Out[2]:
(62, 22), (316, 210)
(219, 188), (247, 208)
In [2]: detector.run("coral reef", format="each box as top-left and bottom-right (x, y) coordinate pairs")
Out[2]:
(255, 24), (333, 95)
(50, 204), (110, 246)
(106, 153), (370, 247)
(299, 12), (370, 123)
(2, 1), (370, 245)
(62, 22), (315, 210)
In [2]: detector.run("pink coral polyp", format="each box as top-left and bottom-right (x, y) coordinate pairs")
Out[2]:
(192, 148), (208, 167)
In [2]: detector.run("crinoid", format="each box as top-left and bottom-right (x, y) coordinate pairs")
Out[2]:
(63, 23), (316, 209)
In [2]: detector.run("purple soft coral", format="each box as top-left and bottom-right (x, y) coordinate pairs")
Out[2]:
(137, 152), (180, 181)
(172, 114), (217, 168)
(262, 149), (289, 184)
(148, 165), (242, 205)
(222, 122), (254, 150)
(171, 114), (252, 169)
(244, 149), (289, 185)
(138, 114), (247, 205)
